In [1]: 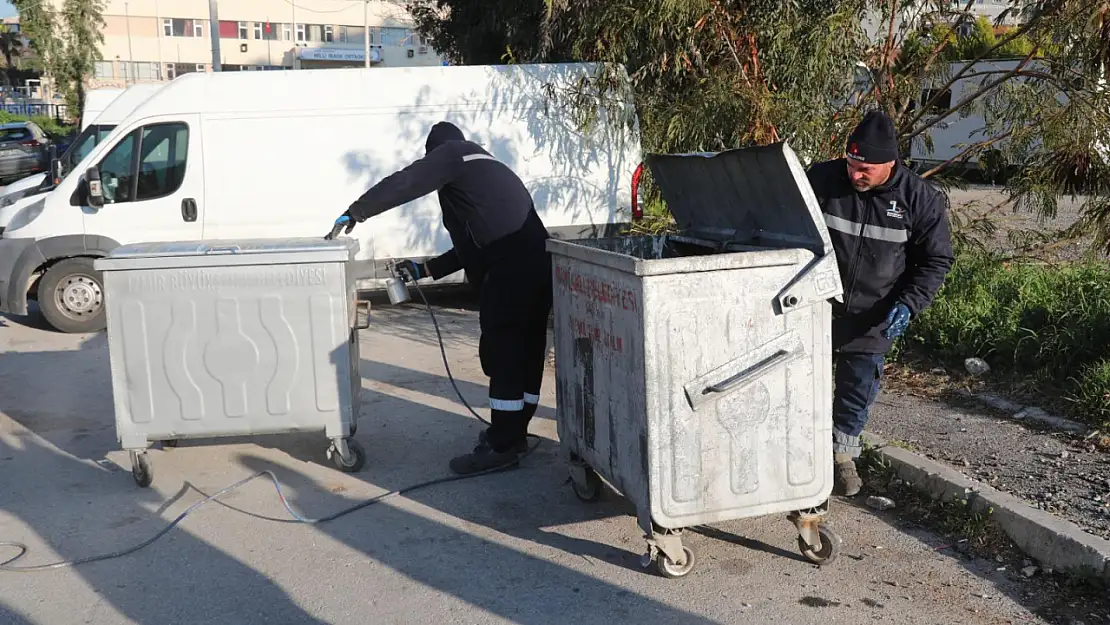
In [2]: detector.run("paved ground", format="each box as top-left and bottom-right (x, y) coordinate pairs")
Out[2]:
(0, 295), (1073, 625)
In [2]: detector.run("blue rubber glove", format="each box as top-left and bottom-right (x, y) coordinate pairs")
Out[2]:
(883, 301), (912, 339)
(394, 259), (426, 282)
(325, 212), (356, 240)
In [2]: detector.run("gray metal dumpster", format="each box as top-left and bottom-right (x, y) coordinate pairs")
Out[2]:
(548, 142), (846, 578)
(93, 238), (369, 487)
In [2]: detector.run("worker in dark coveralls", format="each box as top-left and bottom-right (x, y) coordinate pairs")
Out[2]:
(806, 111), (954, 496)
(334, 121), (552, 475)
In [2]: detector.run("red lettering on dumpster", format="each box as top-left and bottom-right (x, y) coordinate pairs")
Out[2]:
(568, 315), (625, 355)
(555, 266), (638, 312)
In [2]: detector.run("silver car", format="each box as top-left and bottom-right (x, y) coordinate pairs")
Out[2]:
(0, 121), (51, 185)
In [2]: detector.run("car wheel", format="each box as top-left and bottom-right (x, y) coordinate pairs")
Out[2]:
(37, 257), (107, 333)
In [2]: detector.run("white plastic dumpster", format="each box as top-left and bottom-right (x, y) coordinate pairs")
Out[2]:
(94, 238), (369, 487)
(548, 142), (846, 578)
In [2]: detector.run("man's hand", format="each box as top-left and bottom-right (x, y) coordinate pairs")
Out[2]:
(325, 211), (357, 240)
(883, 302), (912, 339)
(394, 259), (426, 282)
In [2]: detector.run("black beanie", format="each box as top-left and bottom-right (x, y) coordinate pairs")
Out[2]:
(846, 110), (898, 164)
(425, 121), (465, 152)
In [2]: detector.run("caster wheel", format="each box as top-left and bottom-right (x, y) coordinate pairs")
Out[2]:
(571, 466), (602, 502)
(161, 439), (179, 449)
(333, 438), (366, 473)
(798, 525), (842, 566)
(132, 454), (153, 488)
(656, 545), (697, 579)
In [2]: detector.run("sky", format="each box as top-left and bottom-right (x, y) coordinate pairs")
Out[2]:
(0, 2), (14, 19)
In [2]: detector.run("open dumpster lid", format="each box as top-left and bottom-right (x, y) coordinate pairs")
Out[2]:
(644, 142), (834, 256)
(95, 237), (360, 271)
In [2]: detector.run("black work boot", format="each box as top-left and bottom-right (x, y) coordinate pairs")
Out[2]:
(448, 440), (519, 475)
(834, 453), (863, 497)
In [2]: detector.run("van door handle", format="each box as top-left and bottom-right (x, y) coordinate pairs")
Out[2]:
(181, 198), (197, 222)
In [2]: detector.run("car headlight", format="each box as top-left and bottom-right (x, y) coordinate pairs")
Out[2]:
(7, 197), (45, 231)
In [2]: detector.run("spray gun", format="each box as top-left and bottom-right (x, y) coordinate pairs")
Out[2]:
(384, 260), (414, 305)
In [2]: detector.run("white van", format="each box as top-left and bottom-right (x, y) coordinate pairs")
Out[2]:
(0, 83), (166, 214)
(907, 59), (1055, 173)
(0, 63), (642, 333)
(80, 88), (125, 131)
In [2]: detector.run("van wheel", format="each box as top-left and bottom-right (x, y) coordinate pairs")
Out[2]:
(38, 257), (107, 334)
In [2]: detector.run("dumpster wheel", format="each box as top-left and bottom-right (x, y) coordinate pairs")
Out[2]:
(797, 525), (841, 566)
(330, 438), (367, 473)
(655, 545), (697, 579)
(130, 451), (153, 488)
(570, 466), (603, 502)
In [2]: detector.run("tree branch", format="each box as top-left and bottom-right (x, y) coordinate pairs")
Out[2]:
(905, 45), (1039, 142)
(901, 0), (1065, 133)
(920, 129), (1014, 178)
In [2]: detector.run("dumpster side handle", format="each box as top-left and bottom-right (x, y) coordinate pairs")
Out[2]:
(703, 349), (791, 395)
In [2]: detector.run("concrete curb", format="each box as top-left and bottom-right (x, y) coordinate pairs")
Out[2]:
(958, 390), (1090, 435)
(863, 431), (1110, 581)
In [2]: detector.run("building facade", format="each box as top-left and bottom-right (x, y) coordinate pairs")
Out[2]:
(79, 0), (444, 89)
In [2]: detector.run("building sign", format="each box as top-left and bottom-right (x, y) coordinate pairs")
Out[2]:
(298, 47), (381, 63)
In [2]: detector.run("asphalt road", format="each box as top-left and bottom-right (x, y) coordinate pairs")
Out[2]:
(0, 300), (1063, 625)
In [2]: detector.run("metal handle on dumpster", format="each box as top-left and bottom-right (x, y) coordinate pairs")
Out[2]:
(354, 300), (371, 330)
(702, 349), (791, 396)
(201, 244), (241, 255)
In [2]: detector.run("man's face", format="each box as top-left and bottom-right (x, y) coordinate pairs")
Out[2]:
(845, 157), (895, 192)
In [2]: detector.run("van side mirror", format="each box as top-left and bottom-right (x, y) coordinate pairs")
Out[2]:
(85, 166), (104, 208)
(51, 158), (62, 185)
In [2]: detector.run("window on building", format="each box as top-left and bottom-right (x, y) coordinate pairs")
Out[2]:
(282, 23), (292, 41)
(164, 18), (202, 38)
(94, 61), (114, 79)
(380, 27), (411, 47)
(165, 63), (176, 80)
(308, 24), (324, 41)
(238, 21), (248, 39)
(324, 25), (333, 42)
(343, 26), (368, 44)
(120, 62), (161, 82)
(296, 23), (306, 41)
(195, 64), (206, 73)
(255, 22), (279, 41)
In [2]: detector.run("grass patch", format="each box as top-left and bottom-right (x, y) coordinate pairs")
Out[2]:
(898, 249), (1110, 428)
(859, 443), (1007, 554)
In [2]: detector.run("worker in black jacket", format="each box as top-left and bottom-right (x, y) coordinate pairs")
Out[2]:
(806, 111), (954, 496)
(333, 121), (553, 475)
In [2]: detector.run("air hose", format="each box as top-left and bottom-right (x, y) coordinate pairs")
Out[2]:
(0, 276), (542, 573)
